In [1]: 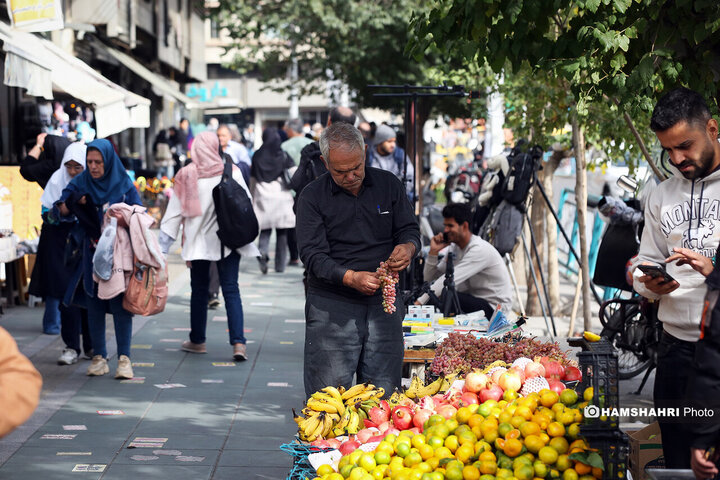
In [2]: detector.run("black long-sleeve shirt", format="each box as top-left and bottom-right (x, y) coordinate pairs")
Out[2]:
(297, 167), (420, 304)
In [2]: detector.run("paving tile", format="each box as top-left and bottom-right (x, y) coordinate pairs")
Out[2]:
(216, 449), (292, 467)
(0, 458), (105, 479)
(3, 445), (117, 464)
(114, 448), (218, 465)
(101, 464), (212, 480)
(224, 435), (290, 451)
(212, 466), (289, 479)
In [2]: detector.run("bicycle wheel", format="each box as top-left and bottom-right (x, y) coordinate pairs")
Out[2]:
(600, 301), (653, 379)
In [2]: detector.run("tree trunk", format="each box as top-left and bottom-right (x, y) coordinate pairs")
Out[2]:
(525, 184), (544, 315)
(544, 145), (568, 312)
(406, 99), (432, 215)
(571, 113), (592, 331)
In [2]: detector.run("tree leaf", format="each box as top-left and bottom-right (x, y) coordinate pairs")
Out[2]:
(587, 452), (605, 470)
(612, 0), (631, 13)
(586, 0), (601, 12)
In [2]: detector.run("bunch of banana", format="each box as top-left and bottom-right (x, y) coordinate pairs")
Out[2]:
(293, 409), (338, 442)
(387, 389), (413, 409)
(356, 398), (380, 417)
(340, 382), (385, 405)
(306, 386), (345, 415)
(439, 371), (459, 392)
(403, 374), (445, 399)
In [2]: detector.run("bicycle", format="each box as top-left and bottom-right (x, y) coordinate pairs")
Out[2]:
(599, 293), (662, 394)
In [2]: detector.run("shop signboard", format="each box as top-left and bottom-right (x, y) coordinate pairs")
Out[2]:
(7, 0), (63, 32)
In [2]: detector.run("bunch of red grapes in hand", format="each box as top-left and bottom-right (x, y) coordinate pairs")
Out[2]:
(376, 261), (399, 314)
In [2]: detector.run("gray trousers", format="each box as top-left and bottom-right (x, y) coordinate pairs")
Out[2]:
(258, 228), (289, 272)
(303, 293), (403, 397)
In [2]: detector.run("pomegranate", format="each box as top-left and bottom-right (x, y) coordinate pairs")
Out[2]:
(338, 439), (360, 455)
(459, 391), (479, 407)
(498, 370), (523, 392)
(391, 406), (413, 430)
(543, 360), (565, 380)
(564, 366), (582, 382)
(464, 371), (490, 393)
(356, 428), (379, 444)
(524, 361), (546, 379)
(508, 366), (526, 383)
(413, 408), (433, 431)
(547, 379), (565, 395)
(436, 404), (457, 419)
(478, 383), (504, 403)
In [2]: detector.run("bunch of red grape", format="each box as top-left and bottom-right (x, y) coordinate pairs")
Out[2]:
(430, 332), (572, 376)
(376, 261), (399, 314)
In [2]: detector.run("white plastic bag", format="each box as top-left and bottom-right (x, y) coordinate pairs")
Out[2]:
(93, 217), (117, 281)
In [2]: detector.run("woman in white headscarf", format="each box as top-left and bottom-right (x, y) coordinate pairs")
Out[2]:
(29, 142), (92, 365)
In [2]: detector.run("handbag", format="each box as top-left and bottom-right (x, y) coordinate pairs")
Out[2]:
(122, 257), (168, 316)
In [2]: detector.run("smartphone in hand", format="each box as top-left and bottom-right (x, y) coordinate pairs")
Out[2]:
(638, 264), (677, 284)
(442, 232), (449, 243)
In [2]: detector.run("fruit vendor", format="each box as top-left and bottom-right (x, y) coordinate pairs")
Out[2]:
(296, 122), (420, 398)
(632, 87), (720, 470)
(415, 202), (513, 319)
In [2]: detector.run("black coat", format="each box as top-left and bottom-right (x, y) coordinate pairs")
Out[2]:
(686, 266), (720, 449)
(19, 135), (71, 189)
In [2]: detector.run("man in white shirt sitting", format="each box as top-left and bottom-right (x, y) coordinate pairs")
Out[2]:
(416, 203), (513, 318)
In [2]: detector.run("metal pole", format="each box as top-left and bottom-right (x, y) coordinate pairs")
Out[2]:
(520, 229), (554, 340)
(525, 211), (557, 336)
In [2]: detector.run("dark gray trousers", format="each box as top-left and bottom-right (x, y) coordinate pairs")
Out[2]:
(304, 293), (403, 397)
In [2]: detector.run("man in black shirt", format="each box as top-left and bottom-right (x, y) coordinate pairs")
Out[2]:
(297, 122), (420, 397)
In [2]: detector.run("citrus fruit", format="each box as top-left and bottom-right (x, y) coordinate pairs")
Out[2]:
(560, 389), (579, 406)
(503, 438), (523, 457)
(574, 462), (592, 475)
(418, 444), (434, 461)
(538, 445), (559, 464)
(514, 464), (534, 480)
(547, 422), (566, 437)
(478, 450), (496, 462)
(462, 465), (481, 480)
(540, 391), (560, 408)
(563, 468), (579, 480)
(444, 434), (459, 452)
(556, 454), (572, 471)
(403, 451), (422, 468)
(317, 464), (336, 476)
(524, 434), (545, 454)
(359, 453), (377, 472)
(395, 442), (411, 457)
(549, 436), (569, 454)
(583, 387), (594, 402)
(479, 460), (497, 475)
(455, 443), (475, 464)
(456, 407), (473, 424)
(375, 451), (391, 465)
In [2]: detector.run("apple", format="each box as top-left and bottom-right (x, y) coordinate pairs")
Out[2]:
(436, 404), (458, 419)
(338, 439), (361, 455)
(547, 379), (566, 395)
(498, 370), (523, 392)
(478, 383), (504, 403)
(413, 408), (433, 430)
(464, 371), (490, 393)
(391, 405), (414, 430)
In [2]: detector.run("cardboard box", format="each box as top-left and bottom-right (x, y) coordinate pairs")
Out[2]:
(627, 422), (665, 480)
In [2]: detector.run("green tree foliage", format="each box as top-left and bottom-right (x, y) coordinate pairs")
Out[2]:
(212, 0), (461, 112)
(409, 0), (720, 116)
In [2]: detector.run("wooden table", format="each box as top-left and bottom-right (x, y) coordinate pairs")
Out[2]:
(403, 348), (435, 383)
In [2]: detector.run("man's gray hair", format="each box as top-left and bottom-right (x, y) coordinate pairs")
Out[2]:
(286, 118), (304, 134)
(319, 122), (364, 160)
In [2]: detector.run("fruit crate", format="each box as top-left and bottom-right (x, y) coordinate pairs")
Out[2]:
(568, 337), (620, 431)
(579, 428), (629, 480)
(280, 440), (332, 480)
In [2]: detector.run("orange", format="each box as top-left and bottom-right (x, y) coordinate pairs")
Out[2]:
(540, 391), (559, 408)
(510, 415), (526, 428)
(418, 444), (434, 461)
(524, 435), (545, 454)
(434, 446), (453, 460)
(395, 442), (411, 457)
(458, 429), (477, 446)
(583, 387), (593, 402)
(514, 464), (535, 480)
(402, 451), (422, 468)
(505, 428), (522, 440)
(456, 407), (473, 425)
(478, 450), (496, 463)
(574, 462), (592, 475)
(411, 434), (426, 449)
(592, 467), (603, 478)
(515, 406), (533, 421)
(503, 438), (523, 457)
(563, 469), (579, 480)
(498, 410), (513, 424)
(455, 444), (475, 464)
(555, 454), (572, 472)
(559, 389), (578, 406)
(479, 460), (497, 475)
(444, 435), (459, 452)
(539, 432), (551, 444)
(316, 464), (335, 476)
(520, 421), (542, 438)
(462, 465), (481, 480)
(427, 436), (444, 450)
(498, 422), (513, 438)
(538, 446), (558, 465)
(468, 414), (484, 429)
(474, 441), (493, 456)
(547, 422), (566, 437)
(549, 436), (569, 454)
(567, 423), (581, 440)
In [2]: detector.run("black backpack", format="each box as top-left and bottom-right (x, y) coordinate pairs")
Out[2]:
(212, 157), (259, 255)
(501, 144), (543, 206)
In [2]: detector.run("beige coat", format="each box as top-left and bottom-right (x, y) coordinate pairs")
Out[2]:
(250, 177), (295, 230)
(0, 327), (42, 437)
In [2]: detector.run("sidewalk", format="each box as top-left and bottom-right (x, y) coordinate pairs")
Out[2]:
(0, 251), (308, 479)
(0, 250), (655, 479)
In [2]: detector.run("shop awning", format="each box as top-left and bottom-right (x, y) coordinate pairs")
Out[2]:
(95, 42), (198, 109)
(0, 22), (52, 99)
(0, 22), (150, 138)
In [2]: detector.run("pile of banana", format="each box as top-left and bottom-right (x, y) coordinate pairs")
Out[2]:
(293, 383), (385, 442)
(402, 374), (446, 399)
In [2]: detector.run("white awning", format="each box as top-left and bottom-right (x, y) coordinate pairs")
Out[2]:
(0, 22), (150, 138)
(95, 42), (198, 109)
(0, 22), (52, 98)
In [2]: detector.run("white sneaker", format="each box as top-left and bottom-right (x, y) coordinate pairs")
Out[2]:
(58, 348), (79, 365)
(115, 355), (134, 379)
(87, 355), (109, 376)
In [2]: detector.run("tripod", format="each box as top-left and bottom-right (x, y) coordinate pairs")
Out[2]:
(420, 250), (463, 317)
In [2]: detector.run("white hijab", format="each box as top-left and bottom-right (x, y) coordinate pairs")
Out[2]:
(40, 142), (87, 209)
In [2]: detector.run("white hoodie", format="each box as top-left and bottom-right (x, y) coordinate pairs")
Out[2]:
(633, 165), (720, 341)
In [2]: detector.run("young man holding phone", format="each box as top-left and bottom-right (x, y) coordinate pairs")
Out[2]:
(633, 87), (720, 469)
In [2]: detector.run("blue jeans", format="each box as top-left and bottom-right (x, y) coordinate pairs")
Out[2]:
(190, 251), (245, 345)
(303, 293), (403, 397)
(86, 293), (133, 358)
(43, 297), (61, 334)
(60, 303), (92, 355)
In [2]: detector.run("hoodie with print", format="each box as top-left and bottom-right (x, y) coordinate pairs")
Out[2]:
(633, 166), (720, 342)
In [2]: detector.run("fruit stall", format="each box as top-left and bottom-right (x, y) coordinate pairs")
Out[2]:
(283, 334), (627, 480)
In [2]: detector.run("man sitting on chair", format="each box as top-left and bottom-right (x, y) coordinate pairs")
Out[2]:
(416, 203), (513, 319)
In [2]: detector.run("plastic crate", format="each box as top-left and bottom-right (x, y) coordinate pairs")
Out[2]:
(280, 440), (332, 480)
(580, 428), (630, 480)
(570, 337), (620, 431)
